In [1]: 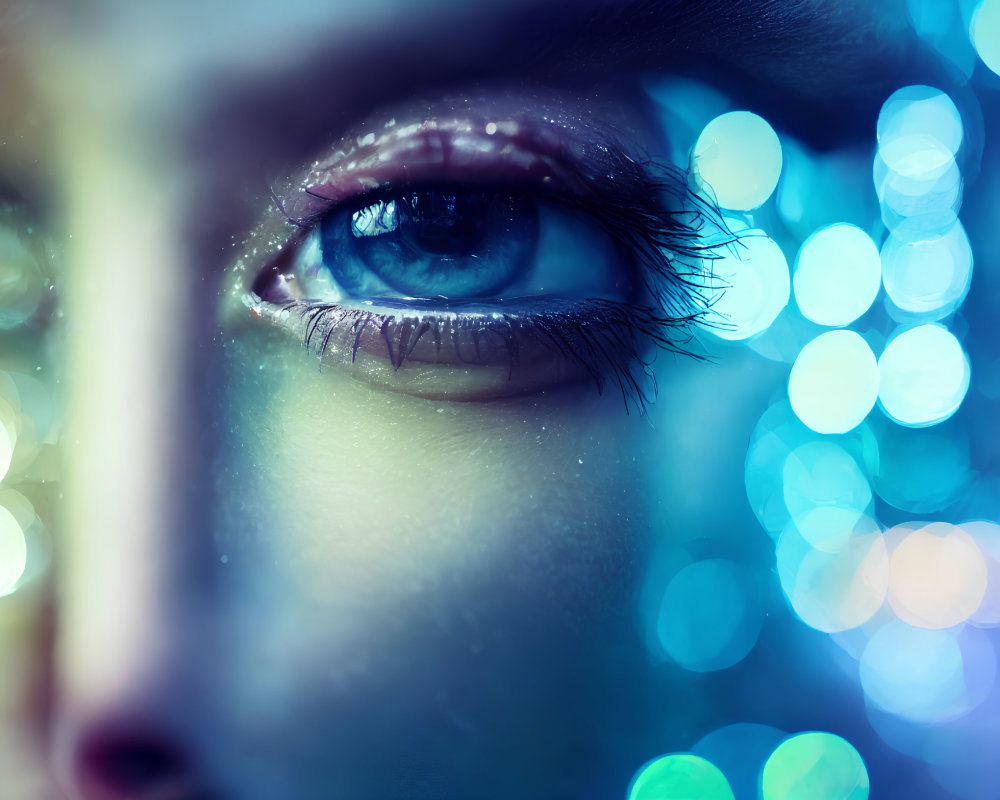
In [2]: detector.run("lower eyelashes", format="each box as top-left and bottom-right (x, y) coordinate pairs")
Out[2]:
(256, 297), (696, 403)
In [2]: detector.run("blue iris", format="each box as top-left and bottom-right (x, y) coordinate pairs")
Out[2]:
(320, 189), (540, 299)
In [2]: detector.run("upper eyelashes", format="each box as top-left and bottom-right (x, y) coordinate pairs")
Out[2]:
(245, 92), (724, 409)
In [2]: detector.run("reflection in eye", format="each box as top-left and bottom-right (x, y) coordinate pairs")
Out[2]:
(315, 188), (623, 302)
(246, 102), (726, 407)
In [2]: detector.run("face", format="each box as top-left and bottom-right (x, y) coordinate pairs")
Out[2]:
(0, 1), (998, 798)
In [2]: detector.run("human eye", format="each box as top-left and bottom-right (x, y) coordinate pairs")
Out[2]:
(235, 93), (716, 409)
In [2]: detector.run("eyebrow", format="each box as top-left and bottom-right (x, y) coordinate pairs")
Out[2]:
(181, 0), (914, 188)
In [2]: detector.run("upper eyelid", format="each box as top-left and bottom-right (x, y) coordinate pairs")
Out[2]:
(269, 92), (657, 226)
(243, 92), (726, 326)
(231, 103), (634, 297)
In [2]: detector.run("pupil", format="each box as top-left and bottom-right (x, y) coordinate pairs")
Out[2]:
(329, 187), (539, 300)
(402, 191), (488, 257)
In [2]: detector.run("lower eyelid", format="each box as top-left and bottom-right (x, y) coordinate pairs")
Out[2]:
(252, 297), (672, 405)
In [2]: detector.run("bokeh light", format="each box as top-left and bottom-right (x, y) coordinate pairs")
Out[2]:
(0, 397), (16, 484)
(646, 76), (732, 165)
(788, 331), (879, 434)
(888, 522), (986, 629)
(760, 732), (869, 800)
(0, 505), (26, 596)
(0, 226), (43, 330)
(0, 487), (46, 590)
(870, 416), (971, 513)
(703, 232), (789, 340)
(776, 516), (888, 633)
(872, 87), (965, 234)
(0, 488), (35, 533)
(972, 0), (1000, 76)
(746, 401), (878, 538)
(877, 133), (956, 182)
(728, 65), (999, 798)
(693, 724), (787, 800)
(782, 441), (872, 552)
(964, 520), (1000, 626)
(863, 629), (963, 723)
(628, 753), (735, 800)
(744, 306), (824, 364)
(692, 111), (782, 211)
(880, 218), (973, 317)
(917, 664), (1000, 798)
(872, 136), (963, 229)
(877, 324), (970, 427)
(877, 86), (963, 156)
(656, 559), (763, 672)
(906, 0), (979, 81)
(746, 402), (815, 537)
(10, 372), (55, 443)
(860, 621), (995, 723)
(792, 224), (881, 327)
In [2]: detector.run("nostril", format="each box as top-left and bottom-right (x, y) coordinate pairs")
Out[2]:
(76, 730), (206, 800)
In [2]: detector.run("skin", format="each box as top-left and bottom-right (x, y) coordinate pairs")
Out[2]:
(4, 1), (980, 798)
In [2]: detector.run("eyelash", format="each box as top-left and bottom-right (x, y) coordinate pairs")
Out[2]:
(282, 296), (699, 410)
(259, 144), (725, 412)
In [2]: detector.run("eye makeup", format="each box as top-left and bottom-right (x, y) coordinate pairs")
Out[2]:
(245, 91), (724, 410)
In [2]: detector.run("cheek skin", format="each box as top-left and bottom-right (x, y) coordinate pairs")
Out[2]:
(219, 321), (644, 607)
(208, 319), (658, 798)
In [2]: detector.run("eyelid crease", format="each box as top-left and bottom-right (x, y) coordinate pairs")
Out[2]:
(304, 116), (569, 203)
(272, 93), (662, 224)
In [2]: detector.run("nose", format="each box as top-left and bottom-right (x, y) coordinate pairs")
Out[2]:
(47, 87), (220, 800)
(72, 725), (204, 800)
